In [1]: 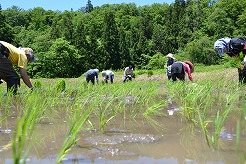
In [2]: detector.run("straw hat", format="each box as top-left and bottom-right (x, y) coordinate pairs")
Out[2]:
(184, 61), (194, 73)
(166, 53), (174, 59)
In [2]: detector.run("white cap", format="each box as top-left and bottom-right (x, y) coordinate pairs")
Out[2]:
(94, 69), (99, 73)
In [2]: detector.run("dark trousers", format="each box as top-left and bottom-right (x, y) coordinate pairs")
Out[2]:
(123, 75), (132, 82)
(0, 55), (20, 95)
(171, 62), (185, 81)
(86, 74), (95, 85)
(104, 75), (114, 83)
(238, 65), (246, 84)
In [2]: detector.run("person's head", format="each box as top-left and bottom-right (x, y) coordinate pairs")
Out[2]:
(166, 53), (174, 59)
(129, 65), (133, 69)
(214, 40), (227, 57)
(19, 47), (37, 62)
(102, 70), (106, 76)
(184, 61), (194, 73)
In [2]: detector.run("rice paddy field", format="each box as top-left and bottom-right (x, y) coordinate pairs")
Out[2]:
(0, 66), (245, 164)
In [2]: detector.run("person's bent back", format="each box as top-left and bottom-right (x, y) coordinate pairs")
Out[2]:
(0, 41), (36, 95)
(86, 69), (99, 85)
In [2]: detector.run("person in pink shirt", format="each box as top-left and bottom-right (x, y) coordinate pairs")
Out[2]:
(171, 61), (194, 82)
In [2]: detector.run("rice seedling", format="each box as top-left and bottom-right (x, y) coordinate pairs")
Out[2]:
(55, 79), (66, 92)
(56, 93), (97, 163)
(97, 99), (116, 132)
(56, 104), (92, 163)
(33, 80), (42, 89)
(12, 92), (48, 164)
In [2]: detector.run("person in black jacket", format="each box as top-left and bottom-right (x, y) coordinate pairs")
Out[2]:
(214, 37), (246, 62)
(214, 37), (246, 83)
(165, 53), (176, 80)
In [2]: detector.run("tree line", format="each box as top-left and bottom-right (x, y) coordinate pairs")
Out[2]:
(0, 0), (245, 78)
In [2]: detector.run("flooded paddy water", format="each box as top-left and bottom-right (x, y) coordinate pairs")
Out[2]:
(0, 68), (246, 164)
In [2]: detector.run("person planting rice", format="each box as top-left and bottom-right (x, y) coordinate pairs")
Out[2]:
(102, 70), (114, 83)
(171, 61), (194, 82)
(123, 65), (134, 82)
(214, 37), (246, 83)
(86, 68), (99, 85)
(165, 53), (176, 80)
(0, 41), (37, 95)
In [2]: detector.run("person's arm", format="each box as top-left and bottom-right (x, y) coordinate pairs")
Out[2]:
(95, 72), (99, 83)
(186, 67), (193, 82)
(19, 68), (33, 88)
(183, 64), (193, 82)
(124, 67), (128, 76)
(187, 70), (193, 82)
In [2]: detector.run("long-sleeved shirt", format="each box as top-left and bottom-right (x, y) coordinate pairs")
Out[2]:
(182, 62), (193, 82)
(124, 67), (133, 76)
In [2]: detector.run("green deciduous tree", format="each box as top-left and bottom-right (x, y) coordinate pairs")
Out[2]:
(41, 38), (81, 78)
(0, 6), (14, 43)
(186, 36), (219, 65)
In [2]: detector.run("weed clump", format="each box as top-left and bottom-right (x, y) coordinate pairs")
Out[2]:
(55, 79), (66, 92)
(33, 80), (42, 89)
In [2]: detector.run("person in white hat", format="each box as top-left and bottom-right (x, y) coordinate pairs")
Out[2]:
(165, 53), (176, 80)
(214, 37), (246, 63)
(0, 41), (37, 95)
(86, 68), (99, 85)
(102, 70), (114, 83)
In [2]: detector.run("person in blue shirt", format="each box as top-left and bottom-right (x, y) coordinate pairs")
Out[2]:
(86, 69), (99, 85)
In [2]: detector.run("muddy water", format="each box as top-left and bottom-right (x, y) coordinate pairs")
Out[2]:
(0, 104), (246, 164)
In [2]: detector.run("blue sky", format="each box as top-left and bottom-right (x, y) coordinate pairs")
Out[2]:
(1, 0), (174, 11)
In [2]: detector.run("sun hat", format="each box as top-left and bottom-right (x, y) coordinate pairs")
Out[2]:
(166, 53), (174, 59)
(184, 61), (194, 73)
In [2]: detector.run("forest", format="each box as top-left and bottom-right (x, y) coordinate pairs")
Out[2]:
(0, 0), (246, 78)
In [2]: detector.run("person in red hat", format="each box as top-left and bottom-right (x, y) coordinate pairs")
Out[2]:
(171, 61), (194, 82)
